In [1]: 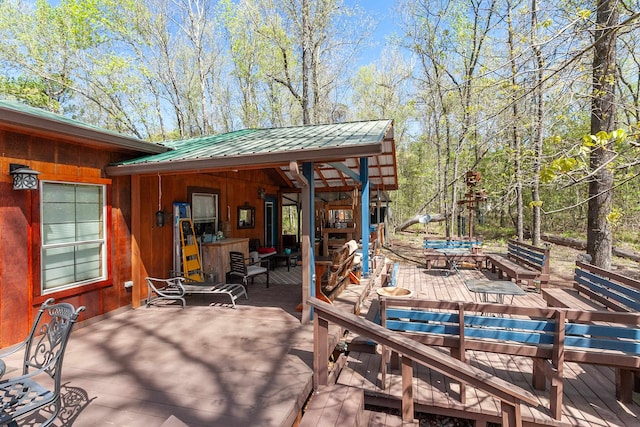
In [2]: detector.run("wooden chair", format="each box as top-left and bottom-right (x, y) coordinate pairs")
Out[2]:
(0, 298), (85, 427)
(229, 250), (269, 292)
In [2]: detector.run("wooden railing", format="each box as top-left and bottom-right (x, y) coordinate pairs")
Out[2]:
(309, 297), (539, 426)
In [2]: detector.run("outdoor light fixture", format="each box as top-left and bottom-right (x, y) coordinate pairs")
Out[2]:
(156, 210), (165, 228)
(258, 187), (266, 199)
(9, 163), (40, 190)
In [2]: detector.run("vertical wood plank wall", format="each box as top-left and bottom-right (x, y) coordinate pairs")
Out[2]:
(0, 127), (283, 346)
(0, 129), (136, 347)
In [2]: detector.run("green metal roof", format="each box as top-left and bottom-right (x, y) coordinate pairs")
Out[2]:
(0, 99), (167, 154)
(105, 120), (398, 191)
(111, 120), (391, 167)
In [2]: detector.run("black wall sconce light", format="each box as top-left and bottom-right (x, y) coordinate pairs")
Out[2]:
(10, 163), (40, 190)
(155, 210), (165, 228)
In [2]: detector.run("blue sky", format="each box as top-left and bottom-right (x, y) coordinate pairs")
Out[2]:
(351, 0), (401, 65)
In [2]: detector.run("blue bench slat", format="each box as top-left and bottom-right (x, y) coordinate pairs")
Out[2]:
(566, 323), (640, 340)
(575, 272), (640, 312)
(386, 309), (458, 323)
(386, 309), (555, 332)
(423, 240), (481, 249)
(565, 336), (640, 354)
(576, 268), (640, 301)
(388, 320), (554, 345)
(508, 245), (546, 267)
(384, 301), (640, 361)
(464, 316), (555, 332)
(575, 269), (640, 311)
(387, 320), (457, 335)
(464, 327), (554, 345)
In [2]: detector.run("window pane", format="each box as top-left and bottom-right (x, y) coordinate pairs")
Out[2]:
(42, 247), (75, 289)
(41, 182), (106, 292)
(76, 202), (101, 222)
(193, 193), (217, 222)
(43, 222), (76, 244)
(76, 244), (102, 281)
(76, 185), (101, 203)
(42, 183), (75, 203)
(43, 202), (75, 224)
(76, 221), (102, 241)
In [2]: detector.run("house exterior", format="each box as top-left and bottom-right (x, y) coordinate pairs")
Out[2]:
(0, 100), (167, 347)
(0, 100), (397, 347)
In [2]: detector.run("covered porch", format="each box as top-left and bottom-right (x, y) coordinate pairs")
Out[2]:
(105, 120), (398, 321)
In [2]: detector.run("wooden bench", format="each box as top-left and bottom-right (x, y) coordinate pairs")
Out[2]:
(379, 297), (640, 420)
(423, 239), (485, 271)
(486, 239), (550, 286)
(543, 261), (640, 312)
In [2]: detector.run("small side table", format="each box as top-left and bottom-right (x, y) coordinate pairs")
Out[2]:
(273, 252), (298, 271)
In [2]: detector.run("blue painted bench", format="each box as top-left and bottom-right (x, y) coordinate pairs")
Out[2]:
(543, 261), (640, 313)
(379, 297), (640, 420)
(486, 239), (550, 286)
(423, 239), (485, 271)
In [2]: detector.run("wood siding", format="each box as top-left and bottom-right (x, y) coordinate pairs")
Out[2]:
(0, 129), (135, 347)
(1, 127), (287, 346)
(136, 170), (282, 281)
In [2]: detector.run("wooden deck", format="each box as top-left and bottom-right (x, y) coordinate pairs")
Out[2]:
(2, 260), (638, 426)
(0, 266), (332, 427)
(338, 262), (640, 426)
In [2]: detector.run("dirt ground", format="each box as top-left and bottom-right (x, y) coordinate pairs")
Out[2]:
(382, 231), (640, 287)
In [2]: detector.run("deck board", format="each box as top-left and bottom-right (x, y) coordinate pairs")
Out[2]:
(340, 262), (640, 426)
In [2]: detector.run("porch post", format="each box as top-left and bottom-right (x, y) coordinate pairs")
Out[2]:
(360, 157), (370, 277)
(297, 162), (315, 323)
(131, 175), (143, 308)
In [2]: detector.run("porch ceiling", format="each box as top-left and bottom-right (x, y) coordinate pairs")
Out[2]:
(105, 120), (398, 192)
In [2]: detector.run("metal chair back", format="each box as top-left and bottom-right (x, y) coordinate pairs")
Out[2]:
(0, 298), (85, 426)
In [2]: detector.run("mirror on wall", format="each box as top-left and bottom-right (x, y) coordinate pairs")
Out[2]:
(237, 204), (255, 229)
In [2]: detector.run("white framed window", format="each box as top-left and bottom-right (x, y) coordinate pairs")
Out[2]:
(192, 192), (218, 231)
(41, 181), (107, 293)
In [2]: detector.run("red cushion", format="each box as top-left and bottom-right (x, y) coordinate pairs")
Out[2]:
(257, 247), (276, 254)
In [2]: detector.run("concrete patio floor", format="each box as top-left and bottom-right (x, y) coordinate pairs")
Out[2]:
(2, 269), (335, 427)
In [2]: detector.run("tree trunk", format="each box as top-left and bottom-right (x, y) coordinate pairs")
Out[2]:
(507, 0), (524, 241)
(587, 0), (618, 269)
(530, 0), (544, 246)
(301, 0), (311, 124)
(542, 233), (640, 262)
(398, 213), (447, 232)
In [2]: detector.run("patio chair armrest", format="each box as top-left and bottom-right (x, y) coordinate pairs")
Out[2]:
(0, 356), (59, 387)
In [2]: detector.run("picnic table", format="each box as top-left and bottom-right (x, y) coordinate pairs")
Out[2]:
(434, 247), (471, 277)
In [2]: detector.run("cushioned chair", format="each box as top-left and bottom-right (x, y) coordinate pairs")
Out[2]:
(0, 298), (85, 427)
(229, 250), (269, 292)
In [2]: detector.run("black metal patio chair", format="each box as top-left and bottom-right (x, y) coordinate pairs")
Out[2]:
(229, 250), (269, 293)
(0, 298), (85, 427)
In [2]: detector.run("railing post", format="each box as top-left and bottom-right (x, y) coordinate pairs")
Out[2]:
(501, 400), (521, 427)
(313, 312), (329, 389)
(380, 296), (387, 390)
(550, 309), (565, 420)
(401, 355), (414, 422)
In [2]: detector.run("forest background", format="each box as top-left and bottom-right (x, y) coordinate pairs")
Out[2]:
(2, 0), (640, 259)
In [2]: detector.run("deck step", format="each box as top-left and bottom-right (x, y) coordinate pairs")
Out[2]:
(299, 384), (364, 427)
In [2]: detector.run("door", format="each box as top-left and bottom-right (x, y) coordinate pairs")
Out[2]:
(264, 196), (277, 248)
